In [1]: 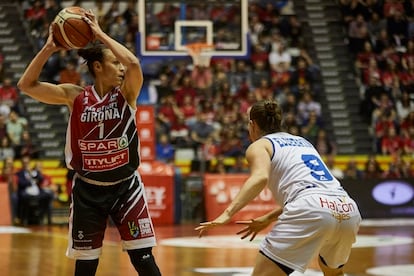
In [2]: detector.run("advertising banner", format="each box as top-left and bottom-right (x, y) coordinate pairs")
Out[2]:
(136, 105), (156, 161)
(139, 161), (175, 225)
(203, 174), (278, 221)
(342, 178), (414, 218)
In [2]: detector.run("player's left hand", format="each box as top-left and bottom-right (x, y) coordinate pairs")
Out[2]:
(195, 213), (231, 238)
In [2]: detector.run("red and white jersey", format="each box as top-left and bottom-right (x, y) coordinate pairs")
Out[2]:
(66, 85), (140, 182)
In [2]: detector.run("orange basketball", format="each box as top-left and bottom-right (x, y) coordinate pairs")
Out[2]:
(52, 6), (93, 49)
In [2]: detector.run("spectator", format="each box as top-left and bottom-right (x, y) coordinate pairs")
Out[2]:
(289, 56), (317, 97)
(154, 73), (174, 105)
(0, 78), (20, 114)
(155, 133), (175, 163)
(363, 154), (383, 178)
(25, 0), (46, 35)
(6, 110), (28, 152)
(314, 129), (337, 156)
(200, 136), (220, 170)
(0, 136), (14, 161)
(251, 59), (270, 89)
(230, 60), (252, 94)
(402, 126), (414, 155)
(190, 112), (218, 158)
(359, 74), (387, 122)
(400, 110), (414, 134)
(218, 126), (244, 158)
(108, 15), (128, 43)
(373, 109), (398, 153)
(268, 41), (291, 74)
(386, 9), (408, 46)
(347, 13), (370, 55)
(15, 155), (53, 225)
(156, 94), (181, 132)
(297, 90), (322, 124)
(17, 130), (39, 159)
(381, 126), (403, 155)
(177, 95), (197, 126)
(343, 158), (364, 179)
(301, 110), (323, 146)
(45, 0), (61, 24)
(170, 115), (192, 148)
(174, 75), (197, 107)
(59, 59), (81, 85)
(32, 161), (55, 224)
(367, 11), (387, 42)
(253, 77), (273, 101)
(395, 90), (414, 121)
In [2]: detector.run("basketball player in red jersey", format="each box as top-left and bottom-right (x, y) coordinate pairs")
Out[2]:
(17, 11), (162, 276)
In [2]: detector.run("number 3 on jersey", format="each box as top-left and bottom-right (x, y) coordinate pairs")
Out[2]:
(301, 154), (334, 181)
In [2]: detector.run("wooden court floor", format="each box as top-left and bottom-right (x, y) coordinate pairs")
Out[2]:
(0, 219), (413, 276)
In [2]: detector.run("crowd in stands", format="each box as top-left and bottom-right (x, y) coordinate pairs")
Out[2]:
(339, 0), (414, 159)
(0, 0), (412, 225)
(12, 0), (414, 179)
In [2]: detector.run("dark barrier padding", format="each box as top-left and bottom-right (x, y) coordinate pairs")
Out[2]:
(342, 179), (414, 218)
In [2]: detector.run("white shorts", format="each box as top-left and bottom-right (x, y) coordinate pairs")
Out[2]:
(259, 190), (361, 273)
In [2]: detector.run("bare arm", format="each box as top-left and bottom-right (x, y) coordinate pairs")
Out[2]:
(222, 139), (271, 216)
(17, 27), (82, 110)
(195, 139), (272, 236)
(84, 11), (143, 108)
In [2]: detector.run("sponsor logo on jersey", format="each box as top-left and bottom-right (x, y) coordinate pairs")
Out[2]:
(138, 218), (153, 238)
(319, 196), (356, 222)
(80, 102), (121, 122)
(79, 136), (128, 152)
(82, 148), (129, 171)
(128, 221), (140, 238)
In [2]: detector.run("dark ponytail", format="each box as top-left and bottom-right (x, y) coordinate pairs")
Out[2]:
(78, 43), (107, 77)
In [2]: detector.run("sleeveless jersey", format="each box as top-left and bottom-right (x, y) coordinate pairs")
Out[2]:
(264, 132), (344, 205)
(66, 85), (140, 182)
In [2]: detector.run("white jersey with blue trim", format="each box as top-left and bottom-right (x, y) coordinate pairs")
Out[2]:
(263, 132), (344, 206)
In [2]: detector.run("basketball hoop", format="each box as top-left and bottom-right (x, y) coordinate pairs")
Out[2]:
(185, 43), (214, 68)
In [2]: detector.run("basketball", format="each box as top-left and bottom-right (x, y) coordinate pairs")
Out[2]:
(52, 6), (93, 49)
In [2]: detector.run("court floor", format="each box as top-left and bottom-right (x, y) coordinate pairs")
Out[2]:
(0, 219), (413, 276)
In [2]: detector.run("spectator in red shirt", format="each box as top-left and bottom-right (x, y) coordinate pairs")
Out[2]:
(400, 111), (414, 133)
(174, 75), (197, 107)
(178, 95), (197, 125)
(381, 126), (403, 155)
(0, 78), (19, 114)
(374, 109), (398, 152)
(25, 0), (46, 32)
(156, 94), (180, 132)
(402, 126), (414, 155)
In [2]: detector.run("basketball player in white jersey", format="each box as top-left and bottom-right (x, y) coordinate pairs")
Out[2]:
(17, 11), (161, 276)
(196, 100), (361, 276)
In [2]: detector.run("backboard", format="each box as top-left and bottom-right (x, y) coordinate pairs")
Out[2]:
(138, 0), (249, 58)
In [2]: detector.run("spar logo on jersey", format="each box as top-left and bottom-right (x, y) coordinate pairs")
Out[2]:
(128, 221), (140, 238)
(80, 135), (130, 171)
(79, 136), (128, 152)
